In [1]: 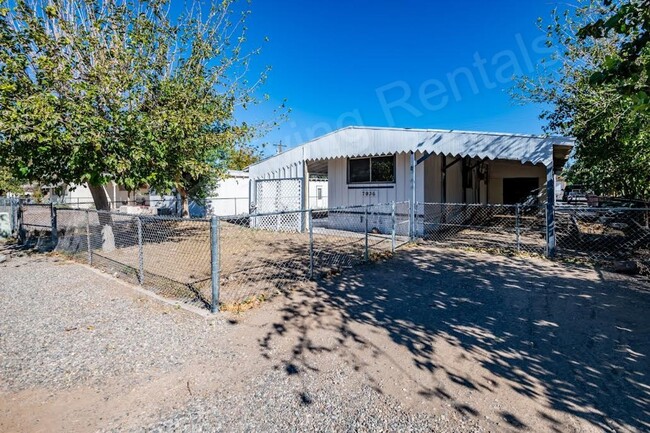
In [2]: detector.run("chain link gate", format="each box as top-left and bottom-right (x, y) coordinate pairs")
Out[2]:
(252, 178), (304, 232)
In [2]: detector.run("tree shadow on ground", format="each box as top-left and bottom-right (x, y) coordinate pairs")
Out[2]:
(259, 245), (650, 432)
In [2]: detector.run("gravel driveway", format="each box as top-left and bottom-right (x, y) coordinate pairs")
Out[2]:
(1, 243), (648, 432)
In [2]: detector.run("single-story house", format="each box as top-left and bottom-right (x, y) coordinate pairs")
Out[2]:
(204, 170), (250, 216)
(247, 126), (573, 235)
(53, 182), (150, 210)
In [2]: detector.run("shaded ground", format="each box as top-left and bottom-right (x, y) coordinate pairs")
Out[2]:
(1, 243), (649, 432)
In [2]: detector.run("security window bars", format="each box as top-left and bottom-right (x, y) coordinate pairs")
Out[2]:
(348, 155), (395, 184)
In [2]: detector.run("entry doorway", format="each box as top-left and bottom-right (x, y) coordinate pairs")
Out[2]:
(503, 178), (539, 204)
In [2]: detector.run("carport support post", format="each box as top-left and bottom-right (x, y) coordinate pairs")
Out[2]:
(301, 162), (309, 233)
(364, 205), (369, 262)
(515, 204), (521, 253)
(308, 209), (314, 279)
(409, 151), (416, 239)
(210, 215), (221, 313)
(391, 201), (396, 253)
(86, 210), (92, 265)
(136, 216), (144, 285)
(545, 165), (556, 258)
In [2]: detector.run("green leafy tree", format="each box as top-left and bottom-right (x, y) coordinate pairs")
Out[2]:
(0, 165), (22, 195)
(0, 0), (279, 216)
(228, 144), (262, 170)
(515, 0), (650, 200)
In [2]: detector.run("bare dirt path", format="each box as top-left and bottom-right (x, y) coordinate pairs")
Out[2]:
(0, 244), (648, 432)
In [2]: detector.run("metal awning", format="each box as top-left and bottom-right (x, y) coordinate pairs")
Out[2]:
(248, 126), (574, 178)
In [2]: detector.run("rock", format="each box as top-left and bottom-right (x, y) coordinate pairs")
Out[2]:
(609, 260), (639, 275)
(0, 254), (7, 264)
(102, 225), (116, 252)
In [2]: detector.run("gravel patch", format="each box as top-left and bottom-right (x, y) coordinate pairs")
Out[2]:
(129, 369), (484, 433)
(0, 249), (228, 392)
(1, 243), (649, 433)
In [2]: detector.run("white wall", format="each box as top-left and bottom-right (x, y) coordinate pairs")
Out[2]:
(308, 179), (328, 209)
(57, 182), (148, 209)
(60, 184), (94, 208)
(206, 173), (250, 216)
(327, 152), (424, 208)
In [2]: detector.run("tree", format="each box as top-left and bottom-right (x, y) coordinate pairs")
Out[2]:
(579, 0), (650, 111)
(0, 0), (275, 215)
(515, 0), (650, 200)
(0, 165), (22, 195)
(228, 144), (262, 170)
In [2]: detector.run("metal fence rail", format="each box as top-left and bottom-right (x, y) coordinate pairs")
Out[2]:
(8, 199), (650, 312)
(417, 202), (547, 255)
(13, 201), (411, 312)
(217, 202), (410, 306)
(555, 207), (650, 261)
(53, 209), (214, 309)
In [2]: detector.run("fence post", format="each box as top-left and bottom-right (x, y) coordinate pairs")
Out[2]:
(364, 205), (369, 262)
(210, 215), (221, 313)
(50, 203), (58, 247)
(17, 200), (25, 244)
(391, 201), (396, 253)
(545, 204), (556, 258)
(137, 216), (144, 285)
(309, 209), (314, 279)
(9, 199), (16, 235)
(86, 210), (92, 265)
(515, 204), (521, 253)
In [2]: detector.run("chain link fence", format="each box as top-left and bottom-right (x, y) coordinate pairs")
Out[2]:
(11, 200), (411, 312)
(8, 200), (650, 312)
(416, 203), (547, 255)
(555, 207), (650, 264)
(53, 209), (214, 309)
(217, 202), (411, 308)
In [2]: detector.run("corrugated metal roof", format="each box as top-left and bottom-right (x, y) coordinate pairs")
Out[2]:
(249, 126), (573, 178)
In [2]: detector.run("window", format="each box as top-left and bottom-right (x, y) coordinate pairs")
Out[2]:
(348, 158), (370, 183)
(348, 155), (395, 184)
(316, 186), (323, 200)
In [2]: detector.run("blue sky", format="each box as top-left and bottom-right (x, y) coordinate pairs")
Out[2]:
(225, 1), (564, 155)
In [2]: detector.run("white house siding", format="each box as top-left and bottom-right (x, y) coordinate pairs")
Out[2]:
(308, 179), (328, 209)
(327, 153), (424, 208)
(245, 128), (572, 236)
(325, 153), (424, 236)
(207, 172), (250, 216)
(56, 182), (148, 210)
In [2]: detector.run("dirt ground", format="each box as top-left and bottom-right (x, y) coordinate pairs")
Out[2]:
(1, 243), (649, 432)
(75, 220), (394, 306)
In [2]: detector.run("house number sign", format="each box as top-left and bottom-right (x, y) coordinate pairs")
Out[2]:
(362, 191), (376, 197)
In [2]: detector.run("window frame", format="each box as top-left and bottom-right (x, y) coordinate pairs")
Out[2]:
(347, 154), (396, 185)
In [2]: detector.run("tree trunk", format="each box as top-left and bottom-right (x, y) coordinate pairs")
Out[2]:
(89, 184), (110, 211)
(177, 185), (190, 218)
(88, 183), (112, 226)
